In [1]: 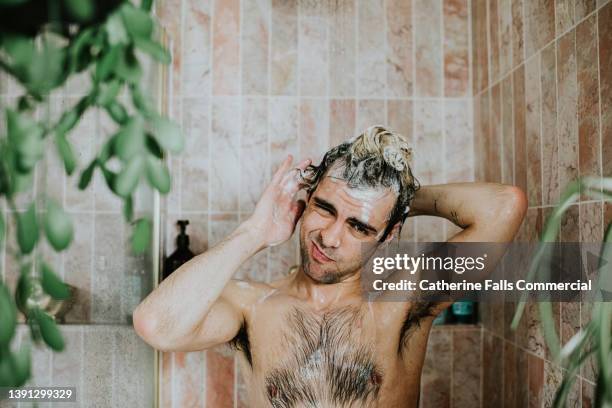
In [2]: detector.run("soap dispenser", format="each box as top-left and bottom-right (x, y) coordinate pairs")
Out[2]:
(162, 220), (195, 281)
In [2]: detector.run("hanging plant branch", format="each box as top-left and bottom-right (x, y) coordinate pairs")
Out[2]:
(0, 0), (181, 387)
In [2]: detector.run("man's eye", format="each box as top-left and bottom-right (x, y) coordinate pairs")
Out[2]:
(316, 205), (332, 214)
(352, 224), (369, 235)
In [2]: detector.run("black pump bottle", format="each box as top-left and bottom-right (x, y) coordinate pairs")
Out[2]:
(162, 220), (195, 281)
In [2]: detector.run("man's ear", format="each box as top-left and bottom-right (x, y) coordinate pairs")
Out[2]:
(383, 222), (402, 243)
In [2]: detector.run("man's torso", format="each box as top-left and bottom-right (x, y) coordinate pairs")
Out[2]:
(230, 279), (438, 408)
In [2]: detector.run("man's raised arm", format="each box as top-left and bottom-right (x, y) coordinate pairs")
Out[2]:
(132, 155), (310, 352)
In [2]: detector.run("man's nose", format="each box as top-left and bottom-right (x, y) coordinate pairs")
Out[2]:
(321, 219), (343, 248)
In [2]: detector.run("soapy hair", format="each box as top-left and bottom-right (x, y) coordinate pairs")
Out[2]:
(303, 125), (420, 242)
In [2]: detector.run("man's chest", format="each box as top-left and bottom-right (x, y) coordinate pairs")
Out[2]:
(234, 302), (431, 407)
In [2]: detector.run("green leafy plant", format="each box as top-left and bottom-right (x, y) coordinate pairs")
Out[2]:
(0, 0), (181, 387)
(512, 176), (612, 407)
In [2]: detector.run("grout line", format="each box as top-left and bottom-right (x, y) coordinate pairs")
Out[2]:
(207, 0), (215, 336)
(194, 94), (475, 101)
(596, 9), (604, 196)
(356, 0), (360, 130)
(468, 0), (474, 97)
(411, 0), (418, 239)
(265, 0), (272, 283)
(486, 0), (492, 91)
(538, 49), (545, 210)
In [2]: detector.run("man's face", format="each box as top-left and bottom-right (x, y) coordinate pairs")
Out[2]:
(299, 175), (398, 284)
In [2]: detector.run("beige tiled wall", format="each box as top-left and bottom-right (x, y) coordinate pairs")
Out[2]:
(156, 0), (477, 406)
(473, 0), (612, 406)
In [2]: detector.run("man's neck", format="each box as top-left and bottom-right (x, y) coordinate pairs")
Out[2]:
(289, 267), (363, 310)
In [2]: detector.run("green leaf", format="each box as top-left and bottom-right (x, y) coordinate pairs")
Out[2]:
(13, 171), (34, 193)
(34, 310), (64, 351)
(78, 159), (98, 190)
(131, 218), (151, 254)
(44, 200), (74, 251)
(3, 35), (34, 70)
(56, 109), (80, 135)
(0, 283), (17, 348)
(130, 84), (153, 117)
(120, 4), (153, 39)
(123, 195), (133, 222)
(113, 155), (144, 198)
(134, 38), (171, 64)
(96, 45), (122, 82)
(15, 270), (31, 314)
(95, 79), (122, 107)
(114, 46), (142, 84)
(115, 116), (145, 161)
(140, 0), (153, 11)
(0, 212), (4, 246)
(12, 343), (31, 387)
(55, 133), (77, 175)
(105, 100), (129, 125)
(105, 13), (129, 45)
(64, 0), (95, 22)
(145, 155), (170, 194)
(145, 133), (164, 159)
(41, 263), (70, 300)
(151, 116), (183, 153)
(17, 202), (38, 254)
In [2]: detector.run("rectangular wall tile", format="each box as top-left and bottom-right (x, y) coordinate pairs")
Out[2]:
(300, 98), (330, 164)
(577, 15), (602, 199)
(471, 0), (488, 94)
(525, 56), (542, 206)
(524, 0), (555, 58)
(444, 0), (470, 96)
(329, 0), (356, 97)
(211, 97), (240, 211)
(415, 0), (443, 96)
(213, 0), (240, 95)
(83, 327), (114, 406)
(489, 0), (502, 83)
(92, 214), (124, 323)
(387, 99), (413, 140)
(299, 16), (329, 97)
(183, 0), (212, 97)
(512, 0), (525, 67)
(419, 328), (451, 408)
(206, 348), (234, 407)
(241, 0), (269, 95)
(329, 99), (356, 146)
(358, 0), (386, 97)
(269, 97), (298, 171)
(499, 0), (513, 75)
(271, 0), (298, 95)
(451, 328), (482, 408)
(557, 29), (579, 194)
(172, 351), (205, 407)
(488, 84), (503, 183)
(63, 213), (93, 323)
(501, 74), (514, 184)
(482, 332), (503, 406)
(541, 44), (560, 205)
(556, 0), (575, 36)
(513, 65), (527, 194)
(181, 97), (210, 212)
(241, 97), (269, 212)
(357, 99), (385, 131)
(386, 0), (413, 96)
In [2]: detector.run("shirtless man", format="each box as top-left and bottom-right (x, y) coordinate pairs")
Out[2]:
(133, 125), (527, 407)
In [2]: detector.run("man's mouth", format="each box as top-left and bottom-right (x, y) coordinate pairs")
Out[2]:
(310, 240), (334, 263)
